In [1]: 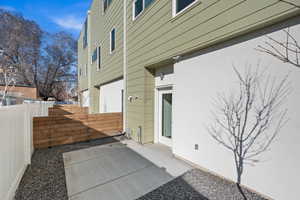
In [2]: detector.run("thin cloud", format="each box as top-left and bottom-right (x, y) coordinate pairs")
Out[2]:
(0, 5), (16, 11)
(53, 15), (83, 31)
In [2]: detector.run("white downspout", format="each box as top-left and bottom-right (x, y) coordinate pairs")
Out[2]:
(87, 10), (92, 114)
(123, 0), (127, 132)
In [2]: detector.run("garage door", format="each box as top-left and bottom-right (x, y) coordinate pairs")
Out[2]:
(99, 79), (124, 113)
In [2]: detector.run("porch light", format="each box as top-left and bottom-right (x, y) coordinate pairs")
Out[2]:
(160, 72), (164, 80)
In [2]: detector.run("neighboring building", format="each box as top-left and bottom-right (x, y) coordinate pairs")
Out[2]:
(0, 84), (37, 105)
(78, 0), (124, 111)
(78, 1), (300, 199)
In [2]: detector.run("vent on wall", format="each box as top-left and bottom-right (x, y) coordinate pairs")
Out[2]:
(126, 128), (132, 139)
(137, 126), (142, 144)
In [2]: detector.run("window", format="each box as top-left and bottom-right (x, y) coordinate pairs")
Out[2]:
(97, 46), (101, 70)
(110, 28), (116, 53)
(134, 0), (143, 18)
(145, 0), (154, 8)
(103, 0), (112, 13)
(133, 0), (155, 20)
(85, 64), (88, 76)
(83, 19), (88, 48)
(92, 48), (98, 63)
(79, 68), (82, 76)
(173, 0), (197, 16)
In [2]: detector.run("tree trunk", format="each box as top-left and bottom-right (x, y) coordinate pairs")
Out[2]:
(42, 96), (49, 101)
(236, 183), (247, 200)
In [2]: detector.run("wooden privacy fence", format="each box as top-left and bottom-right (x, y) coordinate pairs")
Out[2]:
(48, 105), (88, 116)
(33, 113), (123, 148)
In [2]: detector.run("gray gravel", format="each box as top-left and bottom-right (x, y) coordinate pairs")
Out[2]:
(16, 137), (269, 200)
(138, 169), (269, 200)
(15, 137), (120, 200)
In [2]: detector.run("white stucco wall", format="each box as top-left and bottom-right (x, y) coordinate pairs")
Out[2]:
(173, 24), (300, 200)
(81, 90), (90, 107)
(99, 79), (124, 113)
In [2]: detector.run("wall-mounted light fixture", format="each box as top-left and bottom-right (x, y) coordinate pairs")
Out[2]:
(128, 96), (133, 102)
(159, 72), (164, 81)
(128, 95), (139, 102)
(172, 55), (181, 63)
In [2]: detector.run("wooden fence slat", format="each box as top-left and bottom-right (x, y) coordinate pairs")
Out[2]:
(33, 110), (123, 148)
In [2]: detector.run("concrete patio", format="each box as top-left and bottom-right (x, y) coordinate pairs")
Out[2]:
(63, 141), (191, 200)
(15, 136), (269, 200)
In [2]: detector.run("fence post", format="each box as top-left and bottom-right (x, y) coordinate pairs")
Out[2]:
(23, 104), (32, 165)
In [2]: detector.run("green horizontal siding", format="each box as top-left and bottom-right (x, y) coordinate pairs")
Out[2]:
(78, 0), (300, 142)
(125, 0), (300, 143)
(78, 32), (89, 91)
(86, 0), (124, 113)
(90, 0), (124, 87)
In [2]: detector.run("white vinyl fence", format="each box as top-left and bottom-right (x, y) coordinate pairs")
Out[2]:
(0, 102), (54, 200)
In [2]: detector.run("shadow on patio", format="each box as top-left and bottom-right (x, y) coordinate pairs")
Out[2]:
(15, 105), (268, 200)
(15, 136), (269, 200)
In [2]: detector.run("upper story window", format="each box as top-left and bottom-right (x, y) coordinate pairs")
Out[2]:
(145, 0), (154, 7)
(173, 0), (197, 16)
(83, 19), (88, 48)
(85, 64), (88, 76)
(79, 68), (82, 76)
(97, 46), (101, 71)
(103, 0), (112, 13)
(92, 48), (98, 63)
(133, 0), (155, 20)
(110, 28), (116, 53)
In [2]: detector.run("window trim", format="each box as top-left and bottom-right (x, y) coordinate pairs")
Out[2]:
(102, 0), (112, 14)
(172, 0), (198, 18)
(110, 28), (116, 54)
(85, 64), (88, 76)
(132, 0), (144, 21)
(132, 0), (155, 21)
(102, 0), (107, 14)
(97, 46), (101, 71)
(83, 19), (88, 49)
(92, 48), (98, 63)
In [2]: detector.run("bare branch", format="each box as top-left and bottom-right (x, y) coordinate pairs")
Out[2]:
(208, 65), (290, 194)
(257, 28), (300, 68)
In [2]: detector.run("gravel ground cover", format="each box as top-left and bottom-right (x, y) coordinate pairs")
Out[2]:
(15, 137), (119, 200)
(138, 169), (269, 200)
(16, 137), (269, 200)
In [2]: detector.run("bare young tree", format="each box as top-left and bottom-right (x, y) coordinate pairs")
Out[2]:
(0, 67), (17, 106)
(257, 28), (300, 68)
(207, 66), (290, 199)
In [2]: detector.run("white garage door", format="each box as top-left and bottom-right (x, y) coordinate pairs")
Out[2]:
(99, 79), (123, 113)
(81, 90), (90, 107)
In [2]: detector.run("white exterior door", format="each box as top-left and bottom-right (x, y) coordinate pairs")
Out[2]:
(81, 90), (90, 107)
(158, 88), (173, 147)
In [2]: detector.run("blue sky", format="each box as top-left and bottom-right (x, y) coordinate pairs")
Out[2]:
(0, 0), (92, 37)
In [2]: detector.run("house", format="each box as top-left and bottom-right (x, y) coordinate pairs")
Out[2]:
(78, 1), (300, 199)
(0, 84), (37, 105)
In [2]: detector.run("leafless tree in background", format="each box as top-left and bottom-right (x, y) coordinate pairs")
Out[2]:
(0, 9), (77, 101)
(0, 9), (42, 87)
(207, 66), (290, 199)
(257, 28), (300, 68)
(38, 32), (77, 100)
